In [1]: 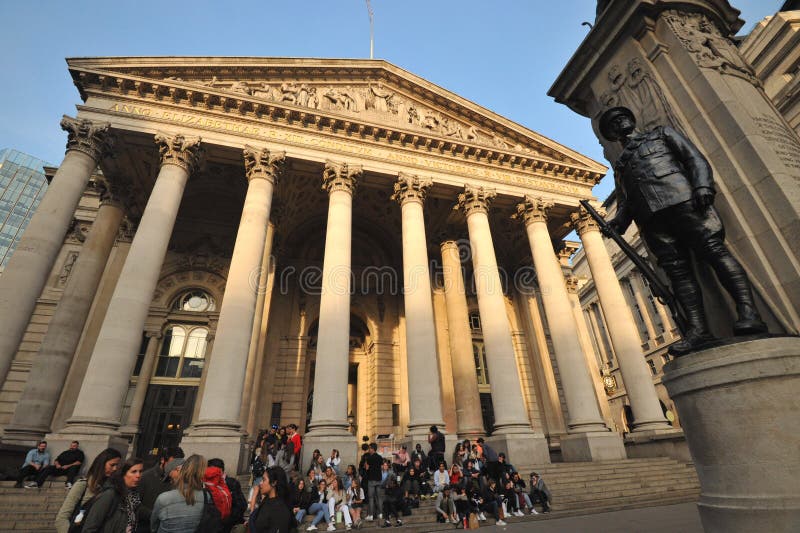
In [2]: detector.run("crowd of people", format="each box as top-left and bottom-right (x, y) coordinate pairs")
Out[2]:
(12, 423), (552, 532)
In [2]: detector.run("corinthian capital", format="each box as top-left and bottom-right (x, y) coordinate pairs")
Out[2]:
(391, 173), (432, 206)
(97, 174), (133, 210)
(154, 132), (204, 174)
(322, 160), (361, 195)
(243, 146), (285, 183)
(571, 204), (604, 236)
(60, 116), (113, 163)
(456, 185), (496, 217)
(514, 196), (553, 225)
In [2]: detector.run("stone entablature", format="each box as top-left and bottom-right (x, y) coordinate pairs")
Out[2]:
(68, 57), (605, 200)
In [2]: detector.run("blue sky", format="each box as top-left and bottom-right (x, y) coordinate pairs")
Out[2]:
(0, 0), (782, 200)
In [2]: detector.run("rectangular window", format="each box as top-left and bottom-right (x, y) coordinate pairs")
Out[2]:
(270, 403), (282, 428)
(392, 404), (400, 426)
(132, 333), (149, 376)
(647, 360), (658, 375)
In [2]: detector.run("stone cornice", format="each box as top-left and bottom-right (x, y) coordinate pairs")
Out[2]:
(243, 146), (285, 183)
(391, 173), (432, 206)
(68, 61), (607, 185)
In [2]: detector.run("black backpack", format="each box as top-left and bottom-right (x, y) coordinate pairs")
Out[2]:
(68, 486), (118, 533)
(195, 488), (224, 533)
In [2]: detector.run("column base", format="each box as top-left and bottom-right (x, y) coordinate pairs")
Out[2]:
(2, 425), (50, 448)
(630, 419), (674, 432)
(180, 423), (248, 475)
(301, 431), (358, 474)
(487, 430), (550, 467)
(624, 428), (691, 462)
(560, 431), (626, 462)
(661, 336), (800, 533)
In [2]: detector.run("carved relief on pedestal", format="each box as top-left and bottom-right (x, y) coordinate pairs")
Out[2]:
(661, 10), (760, 86)
(598, 58), (683, 134)
(57, 250), (79, 287)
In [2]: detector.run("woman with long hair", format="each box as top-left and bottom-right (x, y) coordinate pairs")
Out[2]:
(452, 442), (465, 469)
(291, 477), (315, 524)
(327, 476), (353, 530)
(55, 448), (122, 533)
(346, 477), (365, 529)
(341, 464), (356, 491)
(251, 466), (293, 533)
(82, 457), (144, 532)
(150, 454), (207, 532)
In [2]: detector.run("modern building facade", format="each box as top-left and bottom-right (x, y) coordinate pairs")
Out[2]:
(0, 149), (49, 272)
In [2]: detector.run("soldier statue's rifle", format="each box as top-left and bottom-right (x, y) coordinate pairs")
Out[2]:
(579, 200), (689, 336)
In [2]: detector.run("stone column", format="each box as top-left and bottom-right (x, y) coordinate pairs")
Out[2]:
(628, 272), (660, 342)
(303, 161), (361, 469)
(0, 117), (111, 390)
(587, 304), (614, 366)
(515, 196), (624, 461)
(3, 182), (126, 444)
(50, 132), (202, 460)
(457, 186), (549, 464)
(573, 206), (671, 432)
(240, 222), (275, 431)
(440, 239), (485, 440)
(120, 330), (162, 436)
(391, 174), (446, 437)
(184, 147), (283, 469)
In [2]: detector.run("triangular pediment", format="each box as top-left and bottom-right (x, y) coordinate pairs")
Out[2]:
(67, 57), (606, 183)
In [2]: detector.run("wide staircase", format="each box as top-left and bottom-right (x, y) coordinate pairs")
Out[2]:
(0, 457), (699, 532)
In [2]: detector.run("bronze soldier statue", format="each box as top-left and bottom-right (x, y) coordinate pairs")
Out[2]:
(598, 106), (767, 355)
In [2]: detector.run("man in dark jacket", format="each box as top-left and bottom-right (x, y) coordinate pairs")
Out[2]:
(599, 106), (767, 355)
(428, 426), (446, 472)
(209, 458), (247, 532)
(137, 446), (184, 533)
(364, 443), (384, 521)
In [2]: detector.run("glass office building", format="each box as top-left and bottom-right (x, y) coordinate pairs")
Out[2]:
(0, 149), (49, 272)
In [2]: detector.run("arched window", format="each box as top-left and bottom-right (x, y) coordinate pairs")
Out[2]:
(154, 325), (209, 379)
(172, 290), (216, 312)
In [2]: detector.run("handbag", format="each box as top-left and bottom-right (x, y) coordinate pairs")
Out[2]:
(468, 512), (480, 529)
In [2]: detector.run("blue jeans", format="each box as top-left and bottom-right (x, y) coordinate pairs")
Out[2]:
(295, 509), (307, 523)
(308, 502), (331, 526)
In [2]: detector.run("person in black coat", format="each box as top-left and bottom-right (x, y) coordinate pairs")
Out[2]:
(381, 475), (404, 528)
(251, 466), (293, 533)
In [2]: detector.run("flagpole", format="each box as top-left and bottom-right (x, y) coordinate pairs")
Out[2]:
(366, 0), (374, 59)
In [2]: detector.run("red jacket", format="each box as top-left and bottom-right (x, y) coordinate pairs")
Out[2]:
(204, 466), (232, 519)
(289, 432), (302, 456)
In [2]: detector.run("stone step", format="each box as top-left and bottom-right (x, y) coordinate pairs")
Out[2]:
(547, 471), (699, 491)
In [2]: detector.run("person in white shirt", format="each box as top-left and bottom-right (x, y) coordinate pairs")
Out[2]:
(433, 462), (450, 493)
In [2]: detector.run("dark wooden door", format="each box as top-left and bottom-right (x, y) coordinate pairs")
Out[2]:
(137, 385), (197, 460)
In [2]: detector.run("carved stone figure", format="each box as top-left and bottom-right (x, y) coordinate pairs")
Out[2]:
(368, 84), (394, 113)
(598, 106), (767, 355)
(441, 117), (463, 139)
(229, 81), (251, 95)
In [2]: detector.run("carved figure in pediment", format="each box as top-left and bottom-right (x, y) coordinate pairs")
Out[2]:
(422, 111), (440, 131)
(253, 83), (276, 101)
(368, 83), (394, 113)
(323, 87), (358, 112)
(441, 117), (463, 139)
(491, 134), (511, 149)
(229, 81), (251, 95)
(307, 87), (319, 109)
(407, 105), (420, 126)
(465, 125), (480, 142)
(280, 83), (299, 104)
(201, 76), (219, 87)
(295, 84), (311, 107)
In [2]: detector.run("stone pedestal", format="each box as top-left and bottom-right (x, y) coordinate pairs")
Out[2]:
(301, 434), (358, 475)
(177, 427), (248, 476)
(487, 432), (550, 466)
(661, 336), (800, 532)
(46, 433), (130, 474)
(560, 431), (627, 462)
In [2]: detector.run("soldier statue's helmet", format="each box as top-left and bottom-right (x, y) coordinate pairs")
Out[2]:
(598, 106), (636, 141)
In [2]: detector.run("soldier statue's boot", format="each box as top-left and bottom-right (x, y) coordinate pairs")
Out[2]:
(733, 303), (768, 336)
(667, 272), (715, 357)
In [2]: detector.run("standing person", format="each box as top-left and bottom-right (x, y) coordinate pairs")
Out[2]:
(15, 440), (50, 488)
(207, 458), (247, 533)
(34, 440), (84, 488)
(287, 424), (302, 468)
(55, 448), (122, 533)
(364, 443), (383, 522)
(250, 466), (293, 533)
(150, 454), (206, 532)
(476, 438), (499, 482)
(138, 447), (185, 533)
(204, 461), (233, 522)
(529, 472), (551, 513)
(82, 457), (144, 532)
(427, 426), (445, 472)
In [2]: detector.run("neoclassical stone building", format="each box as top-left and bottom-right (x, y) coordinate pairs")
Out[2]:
(0, 57), (678, 472)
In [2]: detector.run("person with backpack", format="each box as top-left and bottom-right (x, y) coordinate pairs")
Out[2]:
(55, 447), (122, 533)
(208, 458), (247, 533)
(82, 457), (144, 532)
(250, 466), (293, 533)
(150, 454), (209, 532)
(204, 462), (233, 522)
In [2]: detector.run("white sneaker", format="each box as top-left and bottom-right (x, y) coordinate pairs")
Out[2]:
(365, 515), (373, 521)
(478, 513), (486, 521)
(306, 526), (318, 531)
(515, 510), (524, 517)
(378, 514), (383, 520)
(327, 524), (337, 531)
(530, 508), (539, 515)
(65, 482), (73, 489)
(24, 482), (38, 489)
(496, 519), (507, 526)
